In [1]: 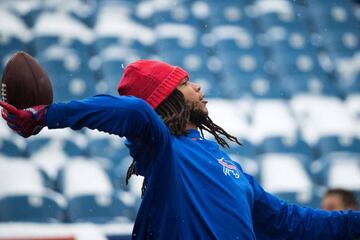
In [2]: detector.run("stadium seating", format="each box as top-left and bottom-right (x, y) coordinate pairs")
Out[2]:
(0, 194), (65, 222)
(0, 0), (359, 229)
(67, 194), (128, 223)
(0, 139), (23, 157)
(317, 136), (360, 157)
(290, 95), (358, 144)
(250, 99), (298, 143)
(258, 153), (317, 207)
(0, 158), (47, 196)
(312, 152), (360, 197)
(259, 136), (313, 157)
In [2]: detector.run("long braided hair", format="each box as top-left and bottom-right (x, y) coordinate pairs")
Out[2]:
(126, 89), (241, 197)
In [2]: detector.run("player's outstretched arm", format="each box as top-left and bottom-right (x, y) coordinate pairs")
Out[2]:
(0, 95), (169, 143)
(245, 173), (360, 240)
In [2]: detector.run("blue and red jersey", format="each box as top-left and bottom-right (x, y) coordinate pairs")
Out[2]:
(46, 94), (360, 240)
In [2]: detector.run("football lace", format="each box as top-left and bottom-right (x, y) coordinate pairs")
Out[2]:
(1, 83), (7, 102)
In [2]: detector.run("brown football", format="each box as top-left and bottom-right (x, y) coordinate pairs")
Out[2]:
(1, 51), (53, 109)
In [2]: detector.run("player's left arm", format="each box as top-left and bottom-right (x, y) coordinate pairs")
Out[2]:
(245, 173), (360, 240)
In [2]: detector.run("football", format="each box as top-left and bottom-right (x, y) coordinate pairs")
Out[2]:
(1, 51), (53, 109)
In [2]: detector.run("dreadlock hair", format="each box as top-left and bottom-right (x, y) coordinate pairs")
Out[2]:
(126, 88), (241, 197)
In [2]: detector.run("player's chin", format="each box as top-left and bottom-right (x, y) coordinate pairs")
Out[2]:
(198, 103), (209, 115)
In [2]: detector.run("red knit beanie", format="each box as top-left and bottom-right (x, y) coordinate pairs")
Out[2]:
(117, 59), (188, 109)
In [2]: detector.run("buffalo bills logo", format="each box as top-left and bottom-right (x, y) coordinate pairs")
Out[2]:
(217, 158), (240, 179)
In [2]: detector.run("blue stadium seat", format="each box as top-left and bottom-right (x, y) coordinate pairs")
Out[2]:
(313, 152), (360, 188)
(57, 158), (115, 194)
(0, 139), (23, 157)
(155, 22), (207, 53)
(41, 59), (96, 101)
(221, 72), (283, 99)
(259, 136), (313, 157)
(335, 74), (360, 96)
(32, 36), (89, 58)
(317, 136), (360, 158)
(69, 5), (98, 28)
(309, 1), (358, 32)
(321, 30), (360, 58)
(158, 51), (211, 76)
(156, 38), (206, 54)
(223, 140), (257, 159)
(86, 138), (116, 158)
(0, 195), (64, 222)
(93, 37), (150, 54)
(122, 193), (141, 221)
(21, 8), (43, 27)
(100, 60), (126, 95)
(157, 51), (222, 96)
(206, 1), (253, 28)
(0, 38), (27, 60)
(25, 137), (51, 157)
(259, 153), (315, 204)
(214, 37), (258, 54)
(67, 194), (127, 223)
(279, 73), (337, 98)
(151, 7), (201, 26)
(63, 139), (85, 157)
(217, 49), (267, 75)
(256, 8), (308, 34)
(93, 37), (120, 51)
(271, 51), (325, 77)
(86, 138), (129, 165)
(212, 26), (258, 53)
(269, 31), (318, 56)
(38, 168), (54, 190)
(273, 191), (321, 208)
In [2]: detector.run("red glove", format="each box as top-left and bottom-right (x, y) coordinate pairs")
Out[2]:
(0, 101), (48, 138)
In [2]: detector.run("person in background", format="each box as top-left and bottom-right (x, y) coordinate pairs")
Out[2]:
(322, 188), (359, 211)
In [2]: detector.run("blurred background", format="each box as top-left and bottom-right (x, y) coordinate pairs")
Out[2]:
(0, 0), (359, 239)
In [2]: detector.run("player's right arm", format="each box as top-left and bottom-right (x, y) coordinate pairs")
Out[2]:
(245, 173), (360, 240)
(0, 94), (170, 144)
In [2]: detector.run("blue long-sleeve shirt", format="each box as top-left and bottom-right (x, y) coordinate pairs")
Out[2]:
(46, 95), (360, 239)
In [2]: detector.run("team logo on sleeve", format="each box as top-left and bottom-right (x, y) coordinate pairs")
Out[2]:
(217, 158), (240, 179)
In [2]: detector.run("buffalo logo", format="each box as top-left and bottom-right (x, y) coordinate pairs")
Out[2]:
(217, 158), (240, 179)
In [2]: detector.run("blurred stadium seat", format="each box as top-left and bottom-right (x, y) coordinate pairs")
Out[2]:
(279, 73), (337, 98)
(312, 153), (360, 196)
(57, 158), (113, 197)
(259, 136), (313, 157)
(259, 153), (317, 207)
(0, 158), (48, 196)
(0, 139), (23, 157)
(317, 136), (360, 157)
(290, 95), (358, 144)
(250, 99), (298, 143)
(0, 194), (65, 222)
(67, 194), (128, 223)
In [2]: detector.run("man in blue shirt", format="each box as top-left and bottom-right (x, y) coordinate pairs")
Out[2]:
(1, 59), (360, 239)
